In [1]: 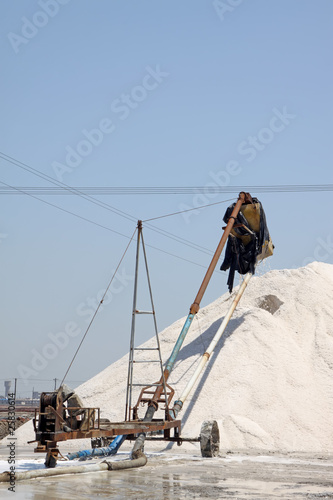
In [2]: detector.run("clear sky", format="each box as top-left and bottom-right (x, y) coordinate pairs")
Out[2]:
(1, 0), (332, 398)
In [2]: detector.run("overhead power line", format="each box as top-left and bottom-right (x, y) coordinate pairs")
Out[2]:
(0, 180), (131, 239)
(0, 184), (332, 195)
(0, 180), (219, 270)
(0, 151), (219, 256)
(0, 152), (136, 223)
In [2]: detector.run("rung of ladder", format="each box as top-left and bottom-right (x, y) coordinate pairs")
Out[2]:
(140, 397), (167, 402)
(139, 389), (171, 394)
(131, 383), (161, 387)
(135, 310), (154, 314)
(132, 360), (160, 363)
(134, 348), (158, 350)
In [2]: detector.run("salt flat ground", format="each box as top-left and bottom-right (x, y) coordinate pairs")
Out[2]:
(1, 446), (333, 499)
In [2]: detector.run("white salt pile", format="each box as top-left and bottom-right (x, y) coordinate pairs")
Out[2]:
(10, 262), (333, 453)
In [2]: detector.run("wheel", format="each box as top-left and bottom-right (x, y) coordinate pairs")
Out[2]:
(200, 420), (220, 457)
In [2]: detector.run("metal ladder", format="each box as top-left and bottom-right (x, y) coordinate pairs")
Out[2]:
(124, 221), (170, 422)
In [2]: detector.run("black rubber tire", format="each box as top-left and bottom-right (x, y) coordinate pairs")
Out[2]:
(200, 420), (220, 457)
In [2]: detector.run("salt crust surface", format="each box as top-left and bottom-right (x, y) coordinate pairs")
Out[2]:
(9, 262), (333, 453)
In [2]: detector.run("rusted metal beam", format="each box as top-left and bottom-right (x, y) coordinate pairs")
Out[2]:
(33, 417), (182, 446)
(189, 191), (247, 315)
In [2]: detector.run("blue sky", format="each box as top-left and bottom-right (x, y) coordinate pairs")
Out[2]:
(0, 0), (332, 398)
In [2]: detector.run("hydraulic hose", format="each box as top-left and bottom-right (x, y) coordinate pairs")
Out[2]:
(67, 434), (126, 461)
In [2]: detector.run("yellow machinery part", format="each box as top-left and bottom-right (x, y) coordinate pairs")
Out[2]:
(230, 202), (273, 261)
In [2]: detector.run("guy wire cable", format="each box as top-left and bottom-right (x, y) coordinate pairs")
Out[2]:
(60, 225), (137, 387)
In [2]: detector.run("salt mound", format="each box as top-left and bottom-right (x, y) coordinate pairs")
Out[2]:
(11, 262), (333, 453)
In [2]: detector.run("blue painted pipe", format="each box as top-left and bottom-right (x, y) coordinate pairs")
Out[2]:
(66, 434), (126, 461)
(165, 313), (195, 374)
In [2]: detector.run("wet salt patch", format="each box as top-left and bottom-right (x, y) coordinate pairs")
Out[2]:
(1, 454), (331, 475)
(164, 454), (218, 463)
(161, 453), (333, 468)
(222, 455), (333, 467)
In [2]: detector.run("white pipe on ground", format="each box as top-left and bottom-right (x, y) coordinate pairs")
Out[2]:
(0, 452), (147, 482)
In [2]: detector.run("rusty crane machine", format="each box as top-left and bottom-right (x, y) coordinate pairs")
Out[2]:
(30, 192), (273, 468)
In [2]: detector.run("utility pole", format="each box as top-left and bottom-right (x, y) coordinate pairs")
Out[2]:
(54, 378), (57, 391)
